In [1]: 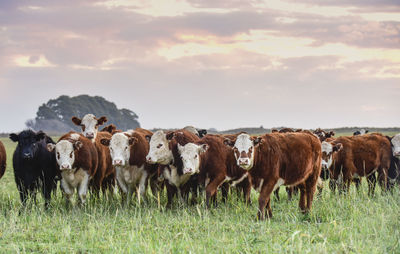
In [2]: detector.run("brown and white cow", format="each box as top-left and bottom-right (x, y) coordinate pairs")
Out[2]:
(313, 128), (335, 142)
(226, 132), (322, 220)
(321, 133), (391, 195)
(178, 134), (252, 207)
(146, 129), (200, 207)
(100, 128), (157, 203)
(0, 141), (6, 179)
(387, 134), (400, 189)
(47, 132), (98, 205)
(72, 114), (115, 195)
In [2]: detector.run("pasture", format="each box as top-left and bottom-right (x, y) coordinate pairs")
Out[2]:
(0, 136), (399, 253)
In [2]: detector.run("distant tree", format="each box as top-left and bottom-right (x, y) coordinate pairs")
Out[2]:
(28, 95), (140, 133)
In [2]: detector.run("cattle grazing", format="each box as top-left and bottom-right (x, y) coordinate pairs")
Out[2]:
(100, 128), (157, 203)
(0, 141), (6, 179)
(353, 129), (369, 136)
(387, 134), (400, 189)
(226, 132), (322, 220)
(47, 132), (98, 205)
(321, 133), (391, 195)
(179, 134), (252, 207)
(146, 129), (200, 207)
(72, 114), (115, 196)
(10, 130), (59, 209)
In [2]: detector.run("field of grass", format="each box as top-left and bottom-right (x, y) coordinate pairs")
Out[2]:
(0, 137), (399, 253)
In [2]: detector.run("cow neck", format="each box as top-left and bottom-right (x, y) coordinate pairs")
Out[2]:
(129, 140), (146, 168)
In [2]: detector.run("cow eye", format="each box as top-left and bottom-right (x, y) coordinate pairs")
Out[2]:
(57, 152), (60, 160)
(125, 147), (128, 150)
(157, 144), (163, 148)
(70, 152), (73, 158)
(194, 155), (198, 159)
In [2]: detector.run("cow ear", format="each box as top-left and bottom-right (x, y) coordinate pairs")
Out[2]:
(328, 131), (335, 137)
(224, 138), (234, 147)
(333, 143), (343, 152)
(198, 129), (207, 137)
(199, 144), (209, 153)
(36, 131), (45, 141)
(100, 138), (110, 146)
(9, 133), (19, 142)
(96, 116), (107, 126)
(166, 132), (174, 141)
(145, 135), (152, 143)
(177, 143), (184, 153)
(129, 137), (138, 145)
(253, 137), (262, 146)
(74, 141), (83, 150)
(71, 116), (82, 126)
(47, 143), (56, 152)
(271, 129), (278, 133)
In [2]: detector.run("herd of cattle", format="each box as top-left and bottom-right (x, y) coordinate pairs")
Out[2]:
(0, 114), (399, 220)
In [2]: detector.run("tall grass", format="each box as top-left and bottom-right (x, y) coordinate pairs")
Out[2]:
(0, 137), (399, 253)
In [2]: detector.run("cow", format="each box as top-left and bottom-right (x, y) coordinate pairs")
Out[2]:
(146, 129), (201, 207)
(321, 133), (391, 195)
(226, 132), (322, 220)
(313, 128), (335, 142)
(100, 128), (157, 204)
(178, 134), (252, 208)
(101, 124), (119, 134)
(72, 114), (115, 196)
(47, 132), (97, 205)
(353, 129), (369, 136)
(10, 130), (59, 209)
(183, 126), (208, 138)
(387, 134), (400, 189)
(0, 141), (6, 179)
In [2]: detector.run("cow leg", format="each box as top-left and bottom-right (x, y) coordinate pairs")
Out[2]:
(286, 187), (293, 201)
(367, 173), (377, 196)
(42, 178), (55, 210)
(242, 178), (252, 205)
(377, 167), (388, 193)
(221, 182), (229, 203)
(77, 172), (90, 206)
(205, 175), (225, 208)
(257, 180), (276, 220)
(165, 183), (177, 208)
(273, 188), (280, 201)
(298, 184), (307, 213)
(305, 176), (319, 213)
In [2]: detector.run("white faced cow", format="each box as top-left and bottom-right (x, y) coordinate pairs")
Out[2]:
(72, 114), (107, 141)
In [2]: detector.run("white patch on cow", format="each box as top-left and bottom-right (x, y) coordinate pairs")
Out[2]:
(70, 133), (80, 141)
(183, 126), (199, 136)
(273, 178), (285, 191)
(178, 143), (203, 175)
(256, 179), (264, 192)
(321, 141), (334, 169)
(80, 114), (99, 141)
(391, 134), (400, 159)
(205, 177), (210, 187)
(115, 165), (147, 197)
(163, 165), (191, 187)
(230, 173), (248, 187)
(234, 134), (255, 170)
(109, 133), (131, 166)
(61, 168), (90, 203)
(146, 130), (173, 165)
(55, 140), (75, 170)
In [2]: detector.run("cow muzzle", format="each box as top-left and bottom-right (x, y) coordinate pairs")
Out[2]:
(113, 159), (124, 166)
(146, 156), (156, 164)
(394, 151), (400, 158)
(60, 164), (71, 170)
(183, 168), (195, 175)
(23, 153), (32, 160)
(85, 132), (95, 139)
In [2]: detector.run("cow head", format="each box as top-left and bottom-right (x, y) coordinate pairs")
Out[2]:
(10, 130), (46, 160)
(100, 132), (136, 166)
(47, 139), (82, 171)
(227, 133), (261, 170)
(321, 141), (343, 171)
(145, 130), (173, 165)
(390, 134), (400, 159)
(72, 114), (107, 141)
(177, 143), (208, 175)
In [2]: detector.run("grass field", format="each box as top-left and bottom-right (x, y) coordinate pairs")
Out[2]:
(0, 136), (399, 253)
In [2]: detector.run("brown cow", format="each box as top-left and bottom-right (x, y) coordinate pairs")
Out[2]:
(0, 141), (6, 179)
(72, 114), (115, 195)
(101, 124), (119, 134)
(100, 128), (157, 203)
(146, 129), (200, 207)
(178, 134), (252, 207)
(47, 132), (98, 205)
(226, 132), (322, 220)
(321, 133), (391, 195)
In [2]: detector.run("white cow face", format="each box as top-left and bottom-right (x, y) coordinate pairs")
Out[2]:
(47, 140), (82, 171)
(72, 114), (107, 141)
(321, 141), (343, 170)
(101, 133), (135, 166)
(146, 130), (173, 165)
(177, 143), (208, 175)
(391, 134), (400, 159)
(232, 134), (261, 170)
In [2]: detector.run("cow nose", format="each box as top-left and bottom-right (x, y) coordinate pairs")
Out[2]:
(146, 156), (153, 163)
(61, 164), (70, 170)
(183, 168), (193, 175)
(23, 153), (31, 158)
(113, 159), (123, 165)
(238, 158), (249, 165)
(86, 133), (94, 139)
(394, 151), (400, 156)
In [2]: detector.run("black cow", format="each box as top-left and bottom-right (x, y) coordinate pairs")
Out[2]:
(10, 130), (59, 209)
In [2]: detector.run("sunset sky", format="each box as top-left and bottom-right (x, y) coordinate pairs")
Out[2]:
(0, 0), (399, 132)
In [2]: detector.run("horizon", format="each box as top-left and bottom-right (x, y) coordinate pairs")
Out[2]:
(1, 1), (399, 132)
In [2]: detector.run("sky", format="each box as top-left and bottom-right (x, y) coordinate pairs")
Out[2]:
(0, 0), (399, 132)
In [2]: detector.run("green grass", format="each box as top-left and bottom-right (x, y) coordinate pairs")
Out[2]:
(0, 137), (399, 253)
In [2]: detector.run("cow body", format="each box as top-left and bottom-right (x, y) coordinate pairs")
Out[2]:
(10, 130), (59, 208)
(322, 133), (391, 195)
(101, 128), (157, 203)
(0, 141), (6, 179)
(229, 132), (322, 220)
(387, 134), (400, 189)
(146, 129), (200, 207)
